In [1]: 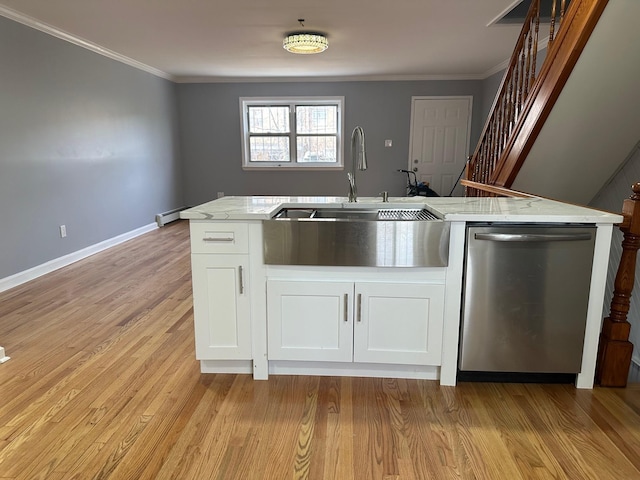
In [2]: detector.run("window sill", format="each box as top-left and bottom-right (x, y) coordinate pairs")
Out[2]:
(242, 164), (344, 172)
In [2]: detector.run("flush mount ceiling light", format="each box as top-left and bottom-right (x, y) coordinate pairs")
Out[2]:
(283, 19), (328, 54)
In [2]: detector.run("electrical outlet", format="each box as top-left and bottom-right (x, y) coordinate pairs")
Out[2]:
(59, 225), (67, 238)
(217, 192), (225, 198)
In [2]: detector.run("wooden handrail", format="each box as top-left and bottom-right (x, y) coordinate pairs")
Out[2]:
(596, 183), (639, 387)
(462, 179), (625, 219)
(466, 0), (609, 195)
(460, 180), (538, 198)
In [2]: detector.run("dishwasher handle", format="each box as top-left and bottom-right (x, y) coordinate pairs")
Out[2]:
(474, 232), (593, 242)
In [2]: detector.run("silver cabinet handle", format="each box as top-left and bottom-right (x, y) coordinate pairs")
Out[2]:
(357, 294), (362, 322)
(238, 265), (244, 294)
(203, 237), (234, 242)
(344, 294), (349, 322)
(474, 233), (593, 242)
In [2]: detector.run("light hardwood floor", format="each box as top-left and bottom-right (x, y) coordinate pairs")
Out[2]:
(0, 220), (639, 479)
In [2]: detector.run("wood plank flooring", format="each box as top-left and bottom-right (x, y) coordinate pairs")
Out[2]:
(0, 220), (639, 479)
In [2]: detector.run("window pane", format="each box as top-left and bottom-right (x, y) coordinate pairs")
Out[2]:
(297, 136), (337, 162)
(248, 106), (290, 133)
(250, 137), (290, 162)
(296, 106), (337, 134)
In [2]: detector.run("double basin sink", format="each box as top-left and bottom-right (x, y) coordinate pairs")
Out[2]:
(263, 206), (450, 267)
(273, 207), (439, 221)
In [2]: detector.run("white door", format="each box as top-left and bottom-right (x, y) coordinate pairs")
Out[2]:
(409, 97), (472, 197)
(353, 282), (445, 365)
(191, 254), (252, 360)
(267, 280), (354, 362)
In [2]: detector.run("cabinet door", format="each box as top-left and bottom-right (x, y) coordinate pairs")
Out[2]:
(267, 280), (353, 362)
(353, 283), (445, 365)
(191, 254), (251, 360)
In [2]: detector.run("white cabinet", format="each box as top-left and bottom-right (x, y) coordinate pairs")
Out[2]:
(267, 280), (444, 366)
(190, 222), (252, 361)
(353, 282), (444, 365)
(191, 255), (251, 360)
(267, 281), (354, 362)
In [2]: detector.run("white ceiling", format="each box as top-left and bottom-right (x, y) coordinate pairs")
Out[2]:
(0, 0), (529, 82)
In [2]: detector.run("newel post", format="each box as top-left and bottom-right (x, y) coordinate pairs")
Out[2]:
(595, 183), (640, 387)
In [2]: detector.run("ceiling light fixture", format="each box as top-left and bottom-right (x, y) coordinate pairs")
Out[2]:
(283, 19), (328, 55)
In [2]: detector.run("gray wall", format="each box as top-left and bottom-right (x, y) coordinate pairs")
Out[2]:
(0, 16), (183, 279)
(177, 81), (484, 206)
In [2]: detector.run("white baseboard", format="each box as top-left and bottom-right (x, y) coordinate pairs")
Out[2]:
(269, 361), (440, 380)
(0, 223), (158, 294)
(200, 360), (253, 374)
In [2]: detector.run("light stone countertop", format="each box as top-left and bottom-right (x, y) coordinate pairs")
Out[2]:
(180, 195), (623, 224)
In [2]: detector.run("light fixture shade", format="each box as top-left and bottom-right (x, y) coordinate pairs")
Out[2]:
(283, 33), (328, 54)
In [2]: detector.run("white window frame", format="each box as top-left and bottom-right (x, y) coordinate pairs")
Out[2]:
(240, 96), (345, 170)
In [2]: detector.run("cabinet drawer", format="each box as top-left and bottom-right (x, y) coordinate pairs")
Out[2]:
(189, 222), (249, 254)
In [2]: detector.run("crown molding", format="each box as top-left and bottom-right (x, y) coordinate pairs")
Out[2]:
(487, 0), (525, 27)
(483, 58), (511, 78)
(481, 35), (550, 79)
(174, 72), (486, 84)
(0, 4), (173, 81)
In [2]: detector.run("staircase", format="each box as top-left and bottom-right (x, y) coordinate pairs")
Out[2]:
(464, 0), (640, 204)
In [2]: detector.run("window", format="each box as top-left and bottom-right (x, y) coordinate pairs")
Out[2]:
(240, 97), (344, 170)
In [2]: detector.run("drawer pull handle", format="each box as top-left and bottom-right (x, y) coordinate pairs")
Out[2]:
(238, 266), (244, 294)
(357, 294), (362, 322)
(203, 237), (234, 242)
(344, 294), (349, 322)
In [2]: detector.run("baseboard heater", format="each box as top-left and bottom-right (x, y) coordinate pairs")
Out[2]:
(155, 206), (188, 227)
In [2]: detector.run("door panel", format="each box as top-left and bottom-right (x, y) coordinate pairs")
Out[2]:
(267, 280), (353, 362)
(353, 282), (445, 365)
(409, 97), (472, 197)
(191, 254), (252, 360)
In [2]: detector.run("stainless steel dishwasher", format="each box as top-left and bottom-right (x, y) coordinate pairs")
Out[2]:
(459, 224), (596, 379)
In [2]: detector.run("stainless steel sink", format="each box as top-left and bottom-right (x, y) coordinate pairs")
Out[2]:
(272, 208), (315, 219)
(273, 207), (439, 221)
(263, 207), (449, 267)
(311, 208), (379, 220)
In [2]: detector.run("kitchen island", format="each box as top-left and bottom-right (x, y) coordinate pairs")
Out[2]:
(180, 196), (622, 388)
